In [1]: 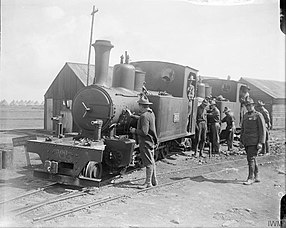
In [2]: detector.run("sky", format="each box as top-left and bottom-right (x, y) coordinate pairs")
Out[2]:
(0, 0), (285, 103)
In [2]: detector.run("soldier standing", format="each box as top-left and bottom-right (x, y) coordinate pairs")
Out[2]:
(240, 98), (266, 185)
(207, 100), (221, 154)
(256, 100), (271, 155)
(221, 107), (235, 154)
(130, 95), (158, 189)
(194, 99), (208, 158)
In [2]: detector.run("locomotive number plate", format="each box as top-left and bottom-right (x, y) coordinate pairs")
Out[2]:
(173, 113), (180, 123)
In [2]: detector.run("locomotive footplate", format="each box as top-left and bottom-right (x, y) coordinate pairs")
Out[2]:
(33, 169), (102, 187)
(26, 139), (105, 185)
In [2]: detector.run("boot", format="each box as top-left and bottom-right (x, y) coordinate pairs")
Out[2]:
(194, 151), (199, 158)
(265, 141), (270, 155)
(254, 162), (260, 183)
(138, 166), (153, 189)
(151, 164), (158, 186)
(243, 179), (254, 185)
(243, 161), (255, 185)
(199, 150), (206, 158)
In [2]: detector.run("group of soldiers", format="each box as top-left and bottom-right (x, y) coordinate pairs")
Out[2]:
(194, 95), (271, 185)
(130, 92), (271, 188)
(194, 97), (271, 157)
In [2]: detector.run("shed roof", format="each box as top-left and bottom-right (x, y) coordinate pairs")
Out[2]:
(67, 62), (94, 86)
(239, 77), (285, 99)
(67, 62), (113, 86)
(45, 62), (114, 98)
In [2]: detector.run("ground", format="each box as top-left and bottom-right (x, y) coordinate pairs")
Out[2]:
(0, 129), (285, 227)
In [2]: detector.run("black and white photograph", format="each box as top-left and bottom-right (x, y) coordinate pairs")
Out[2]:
(0, 0), (285, 227)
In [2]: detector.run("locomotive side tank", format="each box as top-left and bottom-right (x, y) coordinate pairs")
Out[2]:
(130, 61), (199, 137)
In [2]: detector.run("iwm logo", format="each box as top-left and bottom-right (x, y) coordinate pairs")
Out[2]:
(268, 220), (286, 227)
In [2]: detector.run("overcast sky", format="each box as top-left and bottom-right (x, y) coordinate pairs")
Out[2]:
(0, 0), (285, 102)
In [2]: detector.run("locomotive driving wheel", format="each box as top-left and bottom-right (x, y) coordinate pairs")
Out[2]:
(81, 161), (102, 179)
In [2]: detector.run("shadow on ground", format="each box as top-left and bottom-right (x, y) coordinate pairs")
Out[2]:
(189, 175), (244, 184)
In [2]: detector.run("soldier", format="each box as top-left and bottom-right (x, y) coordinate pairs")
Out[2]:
(256, 100), (271, 155)
(194, 99), (208, 158)
(221, 107), (235, 154)
(240, 98), (266, 185)
(239, 85), (250, 125)
(130, 95), (158, 189)
(207, 100), (221, 154)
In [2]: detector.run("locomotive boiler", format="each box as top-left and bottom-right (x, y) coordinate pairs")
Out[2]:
(26, 40), (199, 187)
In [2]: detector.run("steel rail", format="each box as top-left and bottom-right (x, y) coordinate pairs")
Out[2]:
(33, 195), (125, 222)
(0, 183), (56, 205)
(9, 189), (89, 216)
(32, 154), (283, 223)
(9, 191), (70, 214)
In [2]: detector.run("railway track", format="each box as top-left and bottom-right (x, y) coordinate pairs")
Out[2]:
(1, 153), (282, 224)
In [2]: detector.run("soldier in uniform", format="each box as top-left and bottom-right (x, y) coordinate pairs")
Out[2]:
(240, 98), (266, 185)
(194, 99), (208, 158)
(207, 100), (221, 154)
(130, 95), (158, 189)
(221, 107), (235, 154)
(256, 100), (271, 155)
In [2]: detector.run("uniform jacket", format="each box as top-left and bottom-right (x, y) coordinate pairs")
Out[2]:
(207, 106), (220, 124)
(196, 105), (207, 123)
(256, 106), (271, 128)
(136, 108), (158, 149)
(221, 113), (235, 131)
(240, 110), (266, 146)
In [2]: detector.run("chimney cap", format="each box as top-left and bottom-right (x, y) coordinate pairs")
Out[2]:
(92, 40), (114, 48)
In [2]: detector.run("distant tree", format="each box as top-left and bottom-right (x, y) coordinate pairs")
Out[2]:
(0, 99), (9, 106)
(27, 100), (34, 106)
(18, 100), (25, 106)
(10, 100), (17, 106)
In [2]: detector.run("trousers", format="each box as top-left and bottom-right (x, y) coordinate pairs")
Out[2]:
(246, 145), (259, 179)
(209, 123), (220, 153)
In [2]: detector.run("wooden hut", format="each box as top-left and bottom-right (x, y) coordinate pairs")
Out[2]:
(44, 62), (113, 133)
(239, 77), (285, 129)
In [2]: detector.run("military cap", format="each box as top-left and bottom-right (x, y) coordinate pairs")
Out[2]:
(257, 100), (265, 106)
(202, 99), (208, 106)
(245, 97), (255, 105)
(209, 100), (216, 105)
(223, 107), (231, 113)
(137, 95), (153, 105)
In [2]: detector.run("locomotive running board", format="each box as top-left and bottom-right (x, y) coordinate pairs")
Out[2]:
(33, 169), (102, 187)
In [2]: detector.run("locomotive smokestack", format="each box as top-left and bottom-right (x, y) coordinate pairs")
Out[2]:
(92, 40), (114, 86)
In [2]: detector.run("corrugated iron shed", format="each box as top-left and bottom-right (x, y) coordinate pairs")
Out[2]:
(239, 77), (285, 99)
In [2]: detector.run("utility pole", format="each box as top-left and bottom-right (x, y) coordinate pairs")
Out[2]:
(87, 5), (98, 86)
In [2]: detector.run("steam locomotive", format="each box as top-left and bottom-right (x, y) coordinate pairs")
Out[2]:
(26, 40), (248, 187)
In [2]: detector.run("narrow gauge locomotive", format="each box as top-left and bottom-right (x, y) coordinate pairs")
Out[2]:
(26, 40), (200, 187)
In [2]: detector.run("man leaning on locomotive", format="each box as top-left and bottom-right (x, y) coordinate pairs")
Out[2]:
(130, 95), (158, 189)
